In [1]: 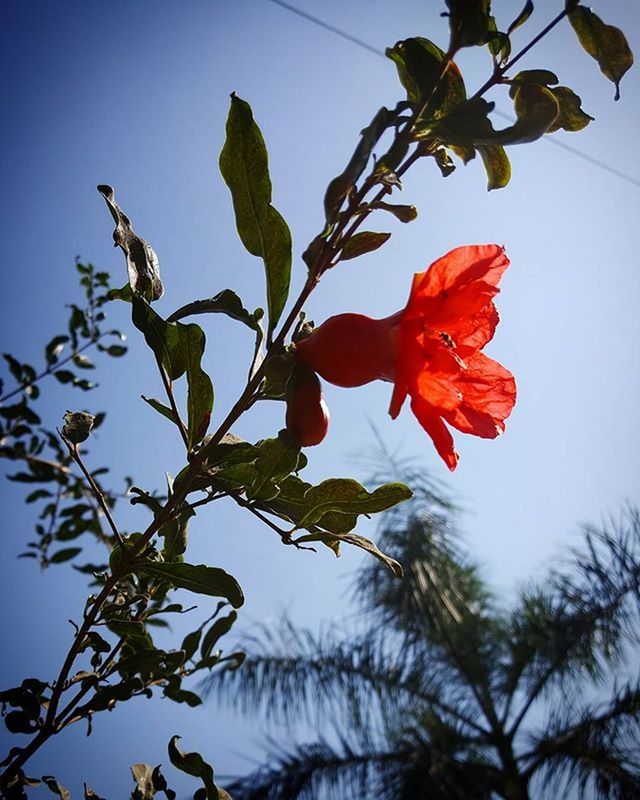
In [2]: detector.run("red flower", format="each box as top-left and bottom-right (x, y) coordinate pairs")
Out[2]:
(295, 244), (516, 470)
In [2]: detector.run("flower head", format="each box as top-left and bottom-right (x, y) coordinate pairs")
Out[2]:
(295, 244), (516, 469)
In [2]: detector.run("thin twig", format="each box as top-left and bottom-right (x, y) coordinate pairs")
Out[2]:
(59, 432), (124, 547)
(155, 355), (190, 449)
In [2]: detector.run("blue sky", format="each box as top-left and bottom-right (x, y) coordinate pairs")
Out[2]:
(1, 0), (638, 795)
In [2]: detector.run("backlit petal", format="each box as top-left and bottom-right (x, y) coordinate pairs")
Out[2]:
(443, 351), (516, 438)
(404, 245), (509, 330)
(410, 395), (459, 471)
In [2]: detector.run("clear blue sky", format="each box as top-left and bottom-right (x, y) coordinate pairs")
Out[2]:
(1, 0), (638, 795)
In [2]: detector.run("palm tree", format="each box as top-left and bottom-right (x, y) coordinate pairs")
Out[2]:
(204, 458), (640, 800)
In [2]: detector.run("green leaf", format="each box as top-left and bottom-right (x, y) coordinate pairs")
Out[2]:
(386, 38), (466, 116)
(477, 144), (511, 190)
(142, 395), (180, 426)
(219, 94), (292, 333)
(200, 611), (237, 661)
(369, 202), (418, 223)
(167, 289), (262, 332)
(295, 530), (403, 577)
(62, 411), (95, 444)
(323, 106), (401, 225)
(108, 283), (133, 303)
(178, 323), (214, 448)
(250, 429), (301, 498)
(507, 0), (534, 35)
(49, 547), (82, 564)
(298, 479), (412, 529)
(547, 86), (594, 133)
(503, 84), (560, 144)
(97, 185), (163, 301)
(132, 296), (186, 380)
(136, 562), (244, 608)
(569, 7), (633, 101)
(168, 736), (220, 800)
(445, 0), (493, 48)
(340, 232), (391, 261)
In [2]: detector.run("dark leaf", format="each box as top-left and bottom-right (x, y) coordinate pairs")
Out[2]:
(167, 289), (262, 333)
(386, 38), (466, 116)
(131, 296), (186, 381)
(219, 94), (292, 334)
(323, 106), (399, 225)
(295, 530), (403, 577)
(4, 710), (39, 734)
(105, 344), (128, 357)
(200, 612), (237, 661)
(54, 370), (76, 385)
(136, 562), (244, 608)
(179, 323), (214, 449)
(42, 776), (71, 800)
(340, 232), (391, 261)
(97, 185), (163, 301)
(569, 7), (633, 100)
(44, 336), (70, 365)
(445, 0), (494, 49)
(168, 736), (220, 800)
(49, 547), (82, 564)
(368, 202), (418, 223)
(62, 411), (95, 444)
(507, 0), (534, 35)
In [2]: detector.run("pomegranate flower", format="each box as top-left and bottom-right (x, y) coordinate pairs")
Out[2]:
(295, 244), (516, 470)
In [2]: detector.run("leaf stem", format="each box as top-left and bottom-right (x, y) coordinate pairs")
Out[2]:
(59, 433), (124, 547)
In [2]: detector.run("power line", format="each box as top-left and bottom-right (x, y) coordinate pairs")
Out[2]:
(266, 0), (640, 190)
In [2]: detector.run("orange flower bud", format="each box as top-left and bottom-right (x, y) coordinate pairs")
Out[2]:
(285, 364), (330, 447)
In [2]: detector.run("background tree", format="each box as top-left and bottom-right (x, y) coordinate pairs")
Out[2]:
(208, 456), (640, 799)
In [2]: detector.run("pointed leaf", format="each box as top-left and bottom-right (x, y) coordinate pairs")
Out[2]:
(369, 202), (418, 223)
(340, 232), (391, 261)
(547, 86), (594, 132)
(507, 0), (534, 35)
(136, 562), (244, 608)
(97, 185), (163, 301)
(295, 531), (403, 577)
(132, 296), (186, 380)
(179, 323), (214, 448)
(298, 479), (412, 528)
(200, 611), (237, 661)
(167, 289), (262, 333)
(219, 94), (292, 333)
(477, 144), (511, 190)
(168, 737), (221, 800)
(569, 7), (633, 100)
(323, 106), (398, 225)
(142, 396), (180, 426)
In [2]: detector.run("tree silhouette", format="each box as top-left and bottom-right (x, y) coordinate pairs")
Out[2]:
(205, 457), (640, 799)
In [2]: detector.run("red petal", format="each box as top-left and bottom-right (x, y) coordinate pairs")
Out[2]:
(443, 351), (516, 438)
(404, 245), (509, 330)
(450, 302), (500, 355)
(410, 395), (459, 471)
